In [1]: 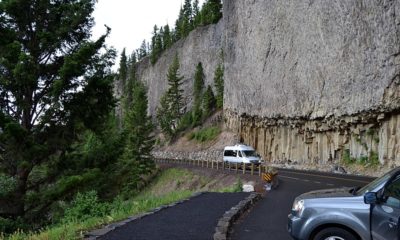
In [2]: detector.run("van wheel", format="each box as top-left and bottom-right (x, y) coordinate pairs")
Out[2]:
(313, 227), (357, 240)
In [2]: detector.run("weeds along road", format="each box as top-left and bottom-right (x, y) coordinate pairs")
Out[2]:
(230, 168), (375, 240)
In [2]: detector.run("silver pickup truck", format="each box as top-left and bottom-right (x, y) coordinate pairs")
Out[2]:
(288, 167), (400, 240)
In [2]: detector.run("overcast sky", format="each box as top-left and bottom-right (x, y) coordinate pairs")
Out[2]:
(92, 0), (204, 67)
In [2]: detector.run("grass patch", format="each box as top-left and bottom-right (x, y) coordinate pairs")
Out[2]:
(188, 126), (221, 142)
(2, 168), (237, 240)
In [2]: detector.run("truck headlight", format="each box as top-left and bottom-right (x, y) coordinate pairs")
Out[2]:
(292, 199), (304, 216)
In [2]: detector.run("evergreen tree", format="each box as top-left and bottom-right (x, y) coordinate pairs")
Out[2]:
(167, 54), (185, 121)
(123, 58), (137, 112)
(156, 92), (174, 137)
(192, 62), (204, 125)
(175, 7), (184, 41)
(150, 25), (163, 64)
(121, 81), (155, 192)
(202, 85), (216, 118)
(163, 24), (172, 49)
(119, 48), (128, 82)
(156, 54), (184, 138)
(193, 0), (201, 27)
(200, 0), (223, 25)
(214, 63), (224, 109)
(0, 0), (116, 222)
(138, 39), (148, 60)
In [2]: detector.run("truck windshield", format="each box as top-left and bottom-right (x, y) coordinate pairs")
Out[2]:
(356, 169), (396, 196)
(242, 150), (257, 157)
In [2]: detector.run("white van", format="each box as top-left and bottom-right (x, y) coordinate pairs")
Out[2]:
(223, 144), (261, 164)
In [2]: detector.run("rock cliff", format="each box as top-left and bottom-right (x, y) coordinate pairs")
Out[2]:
(135, 21), (224, 117)
(123, 0), (400, 167)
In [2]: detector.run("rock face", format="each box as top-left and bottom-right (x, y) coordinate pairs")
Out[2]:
(224, 0), (400, 118)
(223, 0), (400, 166)
(123, 0), (400, 167)
(135, 21), (224, 117)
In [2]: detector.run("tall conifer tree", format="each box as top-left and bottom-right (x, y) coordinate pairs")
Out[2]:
(0, 0), (116, 221)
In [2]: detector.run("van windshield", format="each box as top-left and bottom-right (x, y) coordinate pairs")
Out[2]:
(242, 150), (258, 157)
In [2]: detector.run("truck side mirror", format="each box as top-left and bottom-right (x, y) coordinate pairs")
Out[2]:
(364, 192), (378, 204)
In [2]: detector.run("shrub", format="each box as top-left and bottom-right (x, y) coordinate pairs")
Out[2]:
(188, 126), (221, 142)
(63, 191), (109, 222)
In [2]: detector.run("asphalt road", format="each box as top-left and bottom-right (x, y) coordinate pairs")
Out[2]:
(230, 168), (375, 240)
(100, 192), (250, 240)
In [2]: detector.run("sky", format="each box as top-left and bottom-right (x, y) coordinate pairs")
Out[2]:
(92, 0), (203, 67)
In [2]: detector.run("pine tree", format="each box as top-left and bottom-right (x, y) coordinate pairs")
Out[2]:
(119, 48), (128, 83)
(163, 24), (172, 49)
(202, 85), (216, 118)
(150, 25), (163, 64)
(214, 63), (224, 109)
(192, 62), (204, 125)
(167, 54), (185, 121)
(0, 0), (116, 221)
(156, 54), (184, 137)
(193, 0), (201, 27)
(200, 0), (223, 25)
(138, 39), (148, 60)
(123, 57), (137, 112)
(121, 81), (155, 192)
(175, 7), (184, 41)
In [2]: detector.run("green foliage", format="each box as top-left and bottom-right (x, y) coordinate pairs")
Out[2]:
(150, 25), (163, 64)
(342, 149), (380, 167)
(64, 191), (109, 222)
(369, 151), (380, 166)
(0, 0), (116, 225)
(156, 54), (184, 138)
(198, 0), (223, 25)
(119, 48), (128, 81)
(214, 63), (224, 109)
(202, 85), (216, 118)
(193, 62), (205, 103)
(120, 81), (155, 196)
(177, 111), (194, 132)
(342, 149), (354, 164)
(188, 126), (221, 142)
(0, 174), (16, 198)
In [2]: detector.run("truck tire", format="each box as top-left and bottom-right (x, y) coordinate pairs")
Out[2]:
(313, 227), (358, 240)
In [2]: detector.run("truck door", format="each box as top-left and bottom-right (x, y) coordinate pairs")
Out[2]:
(371, 176), (400, 240)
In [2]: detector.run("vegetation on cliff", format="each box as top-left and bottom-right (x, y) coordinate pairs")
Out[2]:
(133, 0), (223, 63)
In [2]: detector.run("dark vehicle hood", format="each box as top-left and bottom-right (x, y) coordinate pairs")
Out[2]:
(299, 187), (354, 200)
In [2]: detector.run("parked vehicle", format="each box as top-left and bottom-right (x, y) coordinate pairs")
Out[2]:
(288, 167), (400, 240)
(223, 144), (261, 165)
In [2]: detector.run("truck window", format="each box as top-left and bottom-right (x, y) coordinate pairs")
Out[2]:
(384, 177), (400, 208)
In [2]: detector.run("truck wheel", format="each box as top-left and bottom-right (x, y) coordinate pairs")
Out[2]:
(313, 227), (357, 240)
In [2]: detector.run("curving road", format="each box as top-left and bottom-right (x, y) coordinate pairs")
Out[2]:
(230, 168), (375, 240)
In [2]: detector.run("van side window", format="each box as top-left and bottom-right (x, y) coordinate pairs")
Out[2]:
(224, 150), (236, 157)
(384, 177), (400, 208)
(238, 151), (242, 157)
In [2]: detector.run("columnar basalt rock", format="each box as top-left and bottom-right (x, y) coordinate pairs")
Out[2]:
(224, 110), (400, 166)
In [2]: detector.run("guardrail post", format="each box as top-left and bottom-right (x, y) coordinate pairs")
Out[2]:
(228, 162), (231, 171)
(211, 160), (214, 169)
(216, 161), (219, 170)
(251, 163), (254, 175)
(242, 163), (246, 174)
(235, 163), (238, 174)
(207, 160), (209, 168)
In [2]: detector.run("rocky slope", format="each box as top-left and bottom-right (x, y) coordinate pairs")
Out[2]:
(119, 0), (400, 167)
